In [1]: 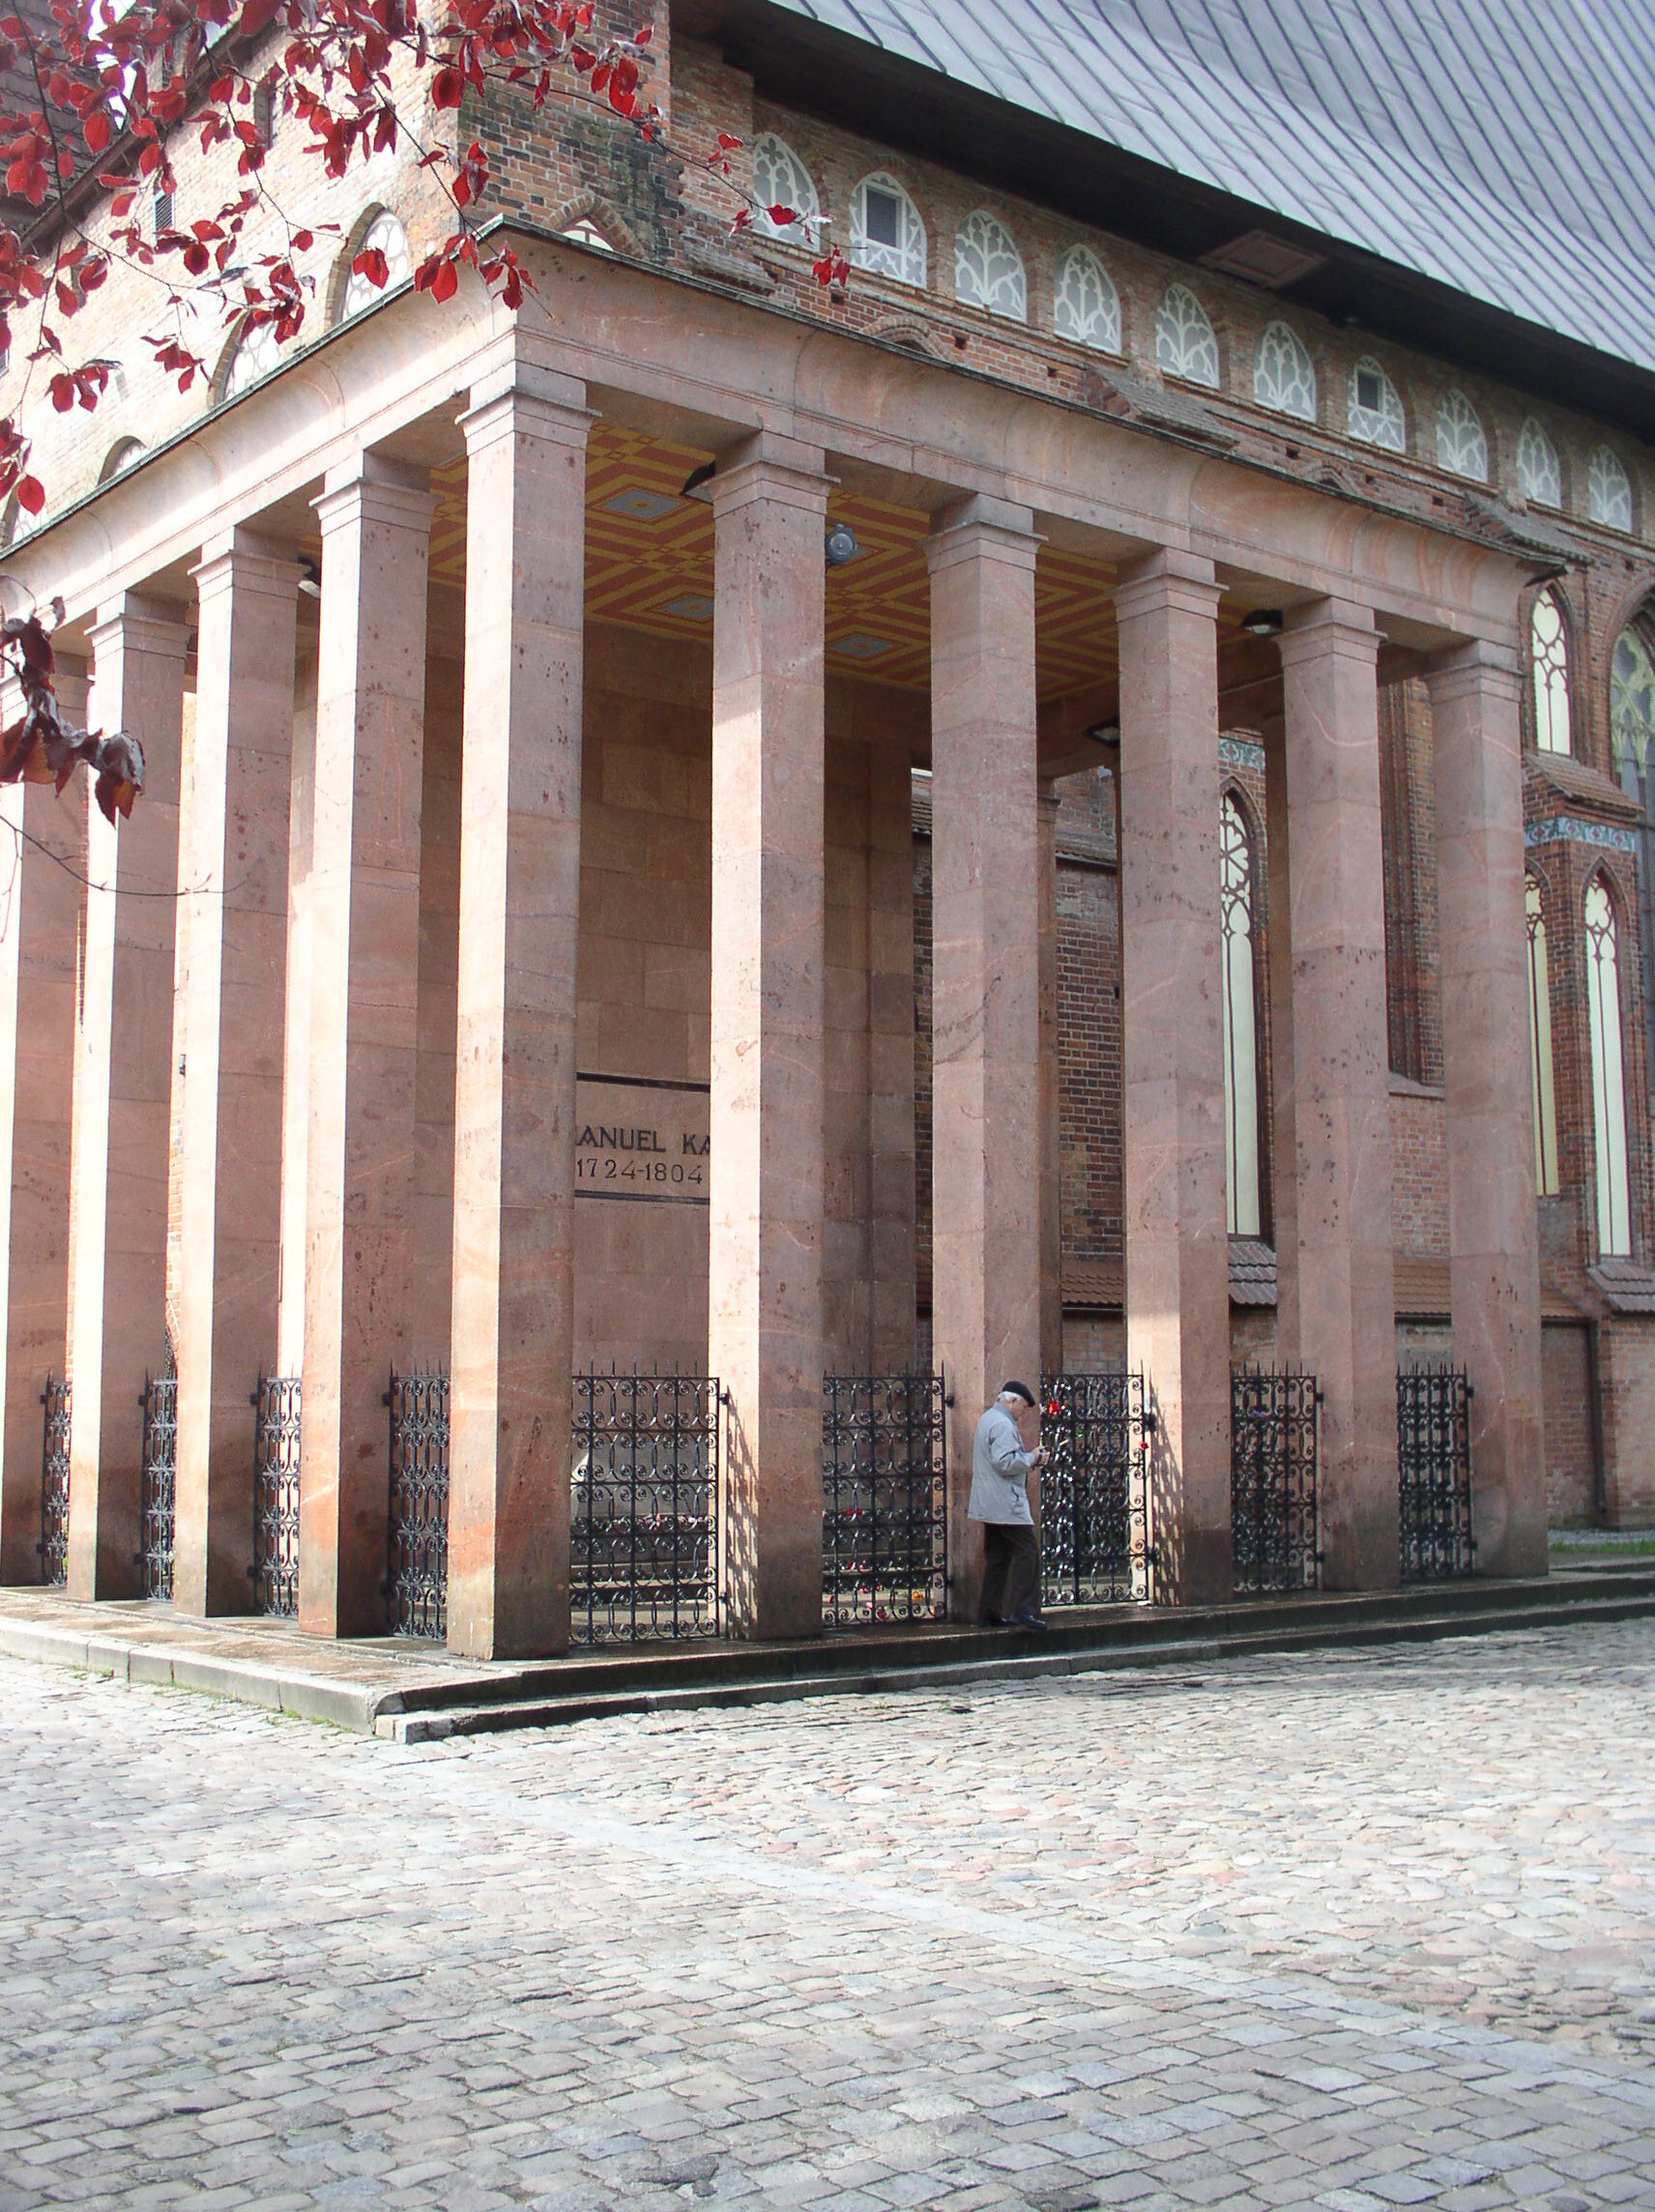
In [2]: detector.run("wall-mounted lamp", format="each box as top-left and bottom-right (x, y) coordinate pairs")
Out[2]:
(825, 521), (859, 568)
(1240, 607), (1285, 639)
(1084, 719), (1120, 746)
(298, 557), (321, 600)
(680, 460), (715, 503)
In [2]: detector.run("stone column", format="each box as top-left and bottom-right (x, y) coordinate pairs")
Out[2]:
(448, 363), (591, 1661)
(1261, 711), (1299, 1362)
(0, 658), (87, 1583)
(1116, 549), (1230, 1605)
(66, 598), (187, 1600)
(1277, 598), (1398, 1587)
(1037, 782), (1063, 1380)
(926, 495), (1042, 1622)
(171, 534), (298, 1616)
(868, 742), (917, 1371)
(300, 454), (435, 1639)
(709, 433), (829, 1642)
(1427, 640), (1547, 1576)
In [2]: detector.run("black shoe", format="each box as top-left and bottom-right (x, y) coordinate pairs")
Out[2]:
(1010, 1613), (1049, 1632)
(976, 1613), (1008, 1629)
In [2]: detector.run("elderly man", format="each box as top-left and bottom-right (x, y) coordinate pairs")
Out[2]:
(969, 1382), (1048, 1630)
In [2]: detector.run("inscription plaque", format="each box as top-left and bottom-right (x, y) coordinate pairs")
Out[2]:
(574, 1073), (711, 1205)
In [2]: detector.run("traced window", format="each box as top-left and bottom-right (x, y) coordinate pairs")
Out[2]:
(1585, 877), (1632, 1255)
(751, 133), (819, 239)
(99, 436), (144, 483)
(558, 218), (614, 251)
(1588, 443), (1634, 531)
(1254, 319), (1315, 421)
(1220, 792), (1262, 1237)
(1612, 626), (1655, 774)
(1348, 357), (1405, 451)
(849, 173), (925, 288)
(954, 210), (1026, 320)
(222, 316), (282, 398)
(1156, 283), (1219, 388)
(1530, 589), (1572, 754)
(1516, 417), (1561, 508)
(1052, 246), (1119, 352)
(1436, 389), (1488, 480)
(1526, 878), (1560, 1198)
(340, 210), (411, 319)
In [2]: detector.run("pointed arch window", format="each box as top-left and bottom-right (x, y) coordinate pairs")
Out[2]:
(1220, 792), (1262, 1237)
(1588, 444), (1634, 532)
(1530, 589), (1572, 754)
(1585, 878), (1632, 1256)
(1526, 878), (1560, 1197)
(1053, 246), (1119, 352)
(340, 209), (410, 320)
(1156, 284), (1218, 388)
(848, 173), (925, 288)
(1612, 626), (1655, 775)
(1516, 418), (1561, 508)
(751, 133), (819, 239)
(1254, 320), (1315, 421)
(1436, 389), (1488, 480)
(954, 211), (1026, 320)
(1348, 357), (1405, 451)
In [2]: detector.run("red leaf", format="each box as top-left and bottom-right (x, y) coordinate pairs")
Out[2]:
(83, 105), (109, 153)
(351, 245), (389, 289)
(430, 65), (464, 106)
(427, 255), (457, 303)
(15, 474), (44, 513)
(767, 204), (796, 226)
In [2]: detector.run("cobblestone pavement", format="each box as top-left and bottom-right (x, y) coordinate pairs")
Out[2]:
(4, 1621), (1655, 2212)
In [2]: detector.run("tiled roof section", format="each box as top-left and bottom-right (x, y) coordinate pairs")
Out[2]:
(771, 0), (1655, 373)
(1228, 1237), (1277, 1306)
(1528, 752), (1643, 823)
(1587, 1258), (1655, 1316)
(1062, 1259), (1122, 1309)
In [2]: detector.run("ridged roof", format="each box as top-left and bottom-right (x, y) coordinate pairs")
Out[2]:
(769, 0), (1655, 375)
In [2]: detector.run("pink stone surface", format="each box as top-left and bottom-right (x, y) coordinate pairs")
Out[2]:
(300, 456), (434, 1639)
(0, 660), (87, 1583)
(1116, 550), (1232, 1605)
(1262, 712), (1300, 1365)
(1428, 642), (1547, 1577)
(926, 495), (1042, 1623)
(67, 599), (187, 1601)
(448, 369), (591, 1661)
(172, 536), (298, 1617)
(709, 436), (829, 1643)
(1038, 784), (1063, 1378)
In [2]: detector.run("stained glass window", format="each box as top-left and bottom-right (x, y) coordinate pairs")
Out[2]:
(1588, 444), (1634, 532)
(1526, 878), (1560, 1198)
(1053, 247), (1119, 352)
(954, 211), (1026, 321)
(1516, 418), (1561, 508)
(1585, 878), (1632, 1255)
(751, 134), (819, 239)
(1436, 389), (1488, 481)
(1156, 284), (1219, 388)
(1254, 320), (1315, 421)
(849, 173), (925, 288)
(340, 210), (410, 320)
(1221, 793), (1261, 1237)
(1348, 358), (1405, 451)
(1530, 590), (1572, 754)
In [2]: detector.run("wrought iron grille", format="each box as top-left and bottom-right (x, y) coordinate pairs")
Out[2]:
(822, 1373), (947, 1626)
(1231, 1366), (1321, 1595)
(39, 1376), (70, 1586)
(386, 1367), (449, 1640)
(1039, 1370), (1149, 1605)
(252, 1374), (302, 1618)
(139, 1354), (177, 1601)
(571, 1371), (721, 1644)
(1398, 1363), (1475, 1582)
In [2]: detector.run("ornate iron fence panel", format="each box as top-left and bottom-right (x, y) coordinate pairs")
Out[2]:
(1398, 1364), (1475, 1582)
(252, 1374), (302, 1618)
(822, 1373), (947, 1626)
(1039, 1370), (1149, 1605)
(39, 1376), (70, 1586)
(386, 1367), (449, 1640)
(571, 1371), (721, 1644)
(139, 1355), (177, 1601)
(1230, 1366), (1321, 1595)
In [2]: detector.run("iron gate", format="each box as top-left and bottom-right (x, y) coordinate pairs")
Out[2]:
(1398, 1364), (1474, 1582)
(139, 1355), (177, 1600)
(1231, 1367), (1321, 1595)
(39, 1376), (70, 1586)
(1039, 1370), (1148, 1605)
(252, 1374), (302, 1618)
(571, 1371), (721, 1644)
(822, 1373), (947, 1626)
(386, 1367), (449, 1639)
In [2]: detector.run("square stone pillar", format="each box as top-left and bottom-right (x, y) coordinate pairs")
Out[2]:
(172, 534), (299, 1616)
(1427, 640), (1547, 1576)
(67, 598), (187, 1600)
(1116, 549), (1231, 1605)
(448, 364), (592, 1661)
(926, 495), (1042, 1623)
(301, 454), (435, 1639)
(709, 434), (830, 1642)
(0, 658), (87, 1583)
(1261, 711), (1299, 1363)
(1276, 599), (1399, 1587)
(1038, 782), (1063, 1379)
(868, 742), (917, 1371)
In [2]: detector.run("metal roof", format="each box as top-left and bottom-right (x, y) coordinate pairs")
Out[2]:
(764, 0), (1655, 377)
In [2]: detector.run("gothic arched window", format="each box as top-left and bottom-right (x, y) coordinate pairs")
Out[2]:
(1052, 247), (1119, 352)
(1516, 418), (1561, 509)
(1526, 878), (1560, 1197)
(1585, 877), (1632, 1256)
(849, 173), (925, 288)
(1436, 389), (1488, 480)
(954, 211), (1026, 320)
(340, 209), (410, 320)
(222, 315), (281, 398)
(1254, 320), (1315, 421)
(1156, 284), (1219, 388)
(750, 134), (819, 238)
(1220, 792), (1262, 1237)
(1530, 589), (1572, 754)
(1611, 627), (1655, 776)
(1348, 358), (1405, 451)
(1588, 444), (1634, 532)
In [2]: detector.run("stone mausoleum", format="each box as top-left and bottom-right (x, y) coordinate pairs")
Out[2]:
(2, 0), (1653, 1658)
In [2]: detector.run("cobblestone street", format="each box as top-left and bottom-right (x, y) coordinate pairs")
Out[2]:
(3, 1620), (1654, 2212)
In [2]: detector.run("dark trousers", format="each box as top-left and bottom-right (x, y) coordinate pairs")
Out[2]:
(977, 1522), (1040, 1624)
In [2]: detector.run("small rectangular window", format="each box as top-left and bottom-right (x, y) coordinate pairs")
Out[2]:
(153, 189), (173, 238)
(253, 81), (274, 143)
(864, 188), (899, 248)
(1356, 367), (1381, 413)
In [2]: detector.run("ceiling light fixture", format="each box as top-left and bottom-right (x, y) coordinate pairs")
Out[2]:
(1240, 608), (1285, 638)
(1084, 719), (1120, 746)
(298, 557), (321, 599)
(825, 521), (859, 568)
